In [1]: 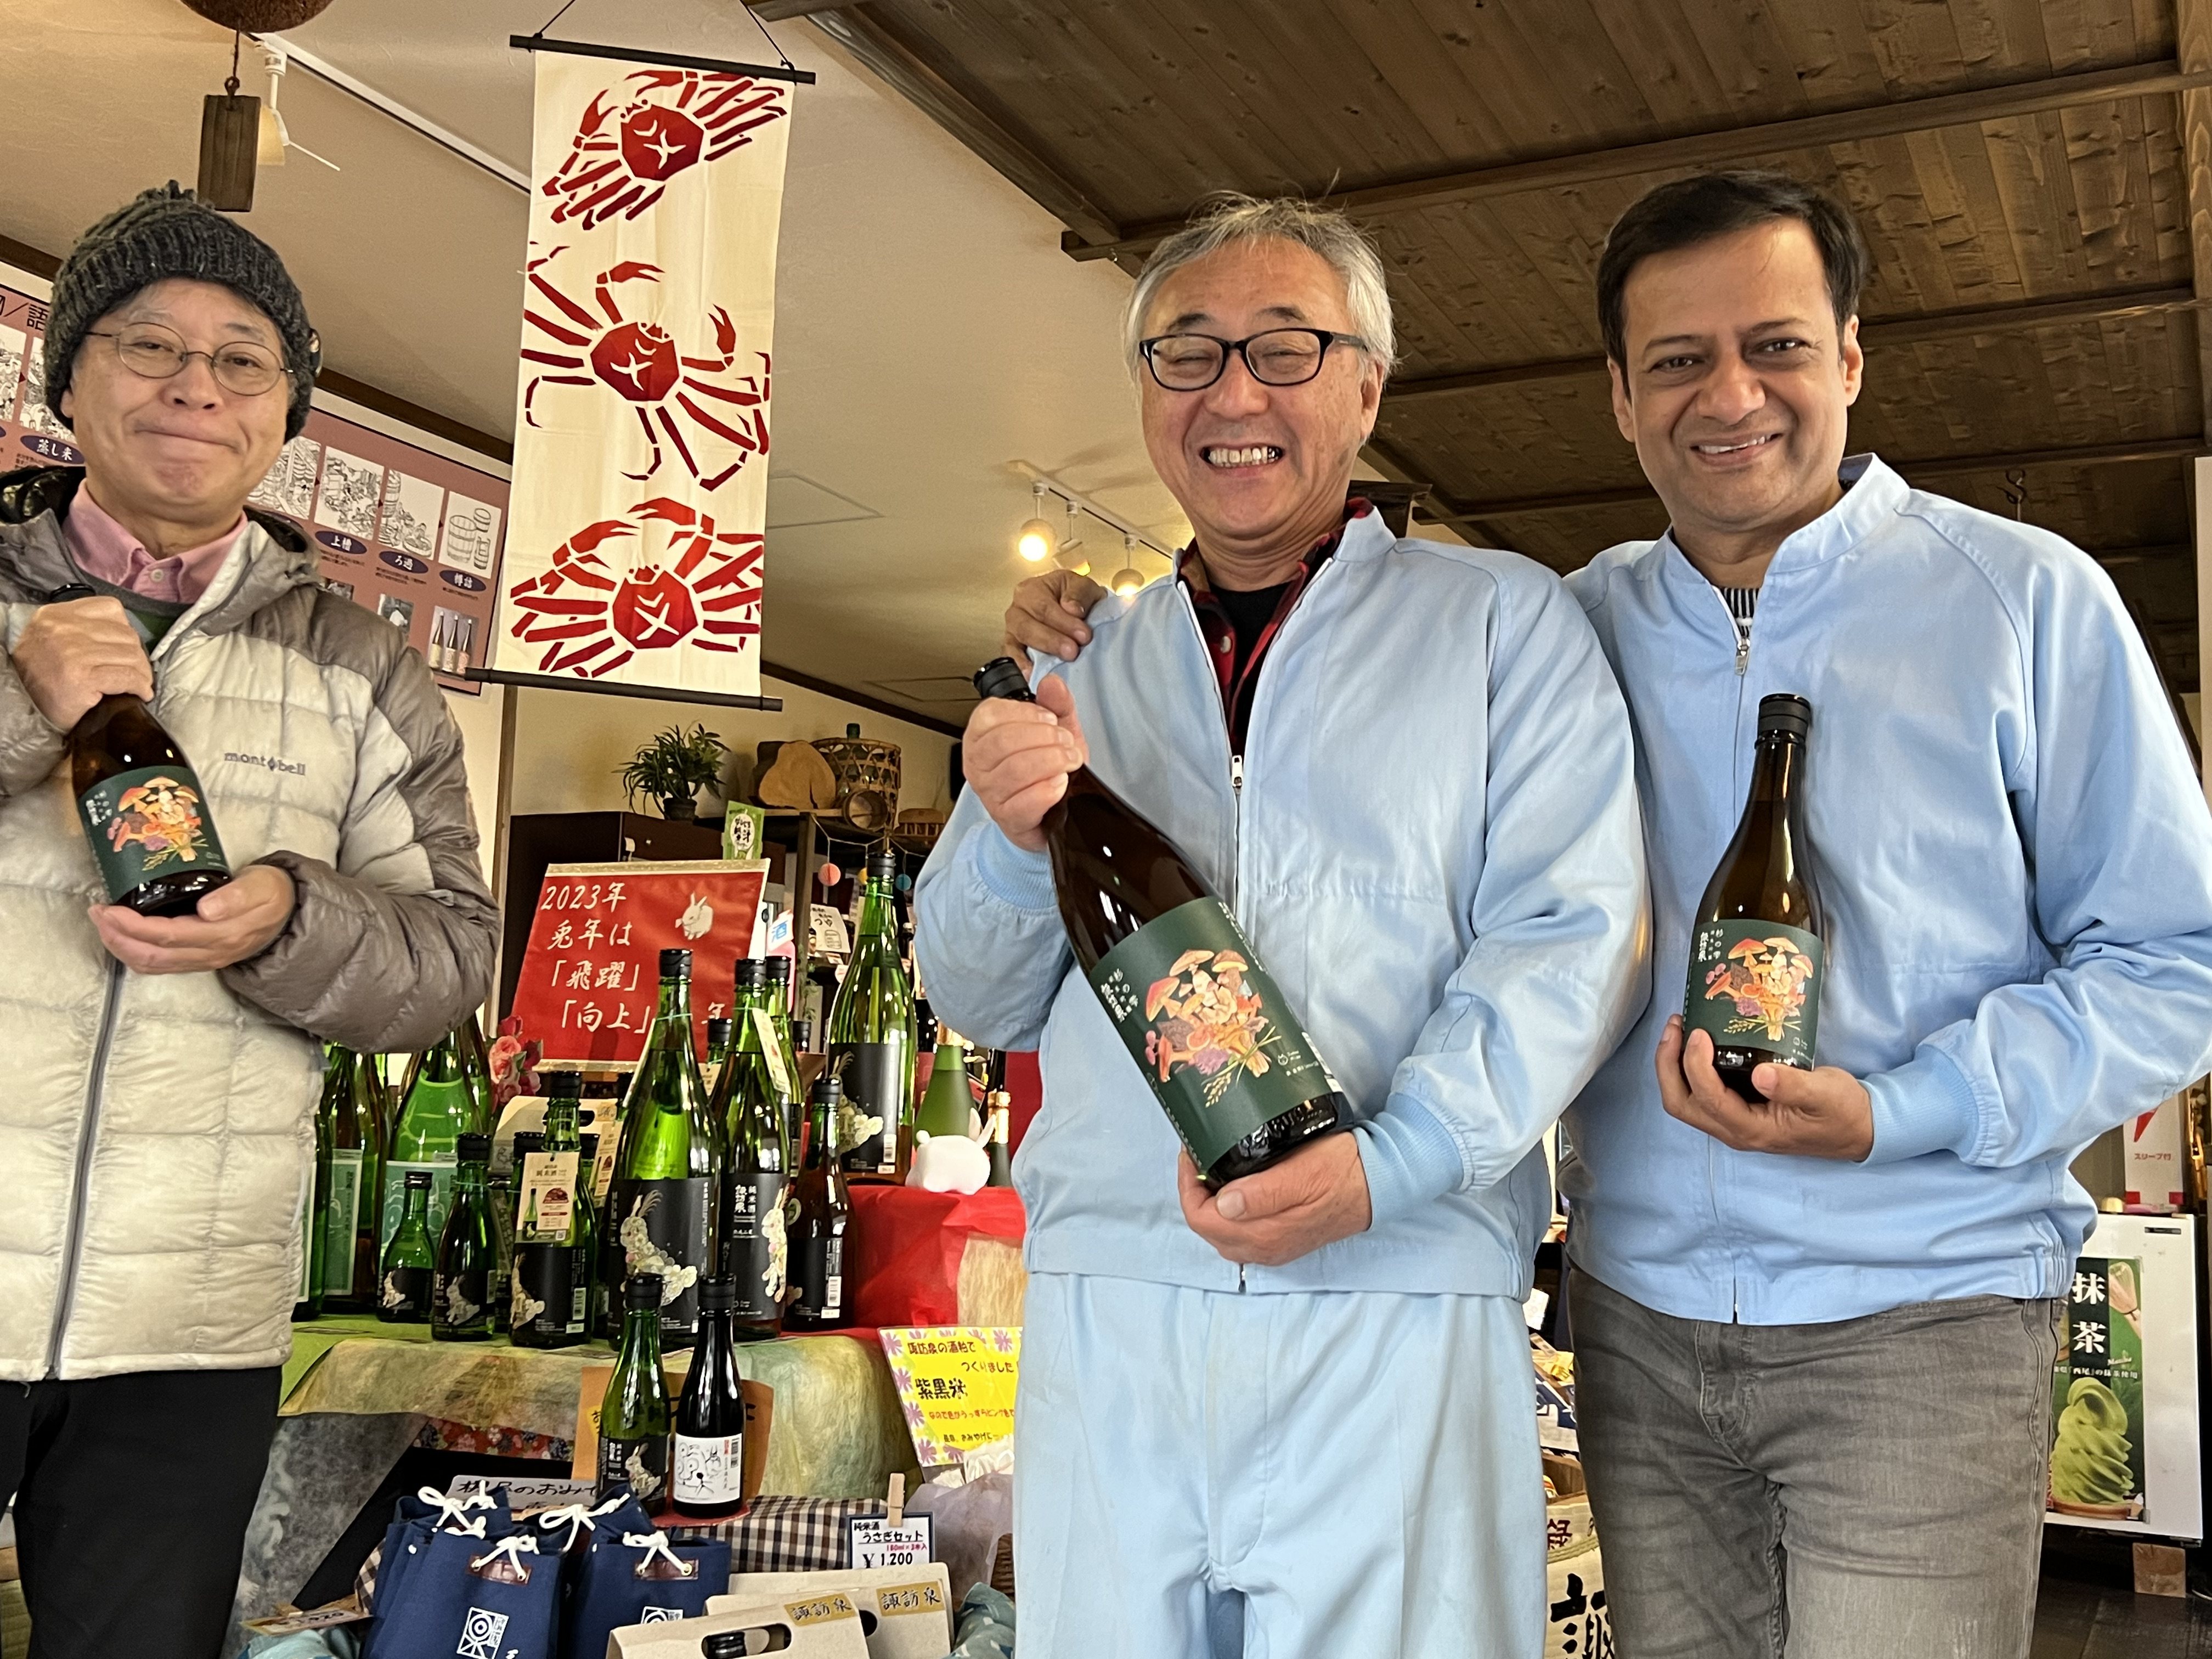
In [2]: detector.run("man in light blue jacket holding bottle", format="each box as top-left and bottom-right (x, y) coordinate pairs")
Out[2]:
(1006, 171), (2212, 1658)
(915, 196), (1648, 1658)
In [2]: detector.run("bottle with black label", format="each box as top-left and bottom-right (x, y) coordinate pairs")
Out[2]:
(788, 1075), (853, 1331)
(44, 583), (234, 917)
(317, 1046), (384, 1314)
(597, 1272), (672, 1506)
(601, 949), (725, 1350)
(485, 1165), (515, 1335)
(787, 1016), (815, 1153)
(672, 1277), (747, 1520)
(433, 1133), (496, 1341)
(713, 958), (792, 1341)
(378, 1169), (436, 1323)
(1683, 693), (1826, 1099)
(828, 850), (915, 1182)
(972, 658), (1347, 1186)
(513, 1074), (592, 1349)
(984, 1092), (1014, 1189)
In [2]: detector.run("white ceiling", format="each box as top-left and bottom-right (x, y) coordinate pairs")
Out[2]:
(0, 0), (1200, 716)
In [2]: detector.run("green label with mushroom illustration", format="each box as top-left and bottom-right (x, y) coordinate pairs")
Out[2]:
(2049, 1256), (2147, 1520)
(1684, 921), (1824, 1068)
(1087, 898), (1340, 1178)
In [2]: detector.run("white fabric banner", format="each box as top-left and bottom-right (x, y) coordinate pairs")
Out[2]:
(493, 52), (792, 696)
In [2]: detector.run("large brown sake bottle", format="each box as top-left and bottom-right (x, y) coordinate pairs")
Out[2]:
(49, 584), (232, 917)
(1683, 693), (1827, 1099)
(972, 657), (1345, 1186)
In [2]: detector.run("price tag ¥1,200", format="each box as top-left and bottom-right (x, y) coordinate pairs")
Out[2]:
(849, 1513), (933, 1571)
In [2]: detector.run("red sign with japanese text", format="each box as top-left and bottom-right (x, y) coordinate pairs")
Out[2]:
(512, 860), (769, 1065)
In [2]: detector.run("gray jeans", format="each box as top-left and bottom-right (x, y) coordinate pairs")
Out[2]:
(1568, 1266), (2063, 1659)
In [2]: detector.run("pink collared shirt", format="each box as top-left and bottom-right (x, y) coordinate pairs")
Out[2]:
(63, 489), (247, 607)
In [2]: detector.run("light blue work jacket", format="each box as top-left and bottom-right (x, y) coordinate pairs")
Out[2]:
(914, 509), (1649, 1295)
(1562, 454), (2212, 1323)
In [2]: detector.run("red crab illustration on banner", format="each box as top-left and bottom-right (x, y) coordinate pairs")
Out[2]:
(505, 497), (763, 679)
(522, 253), (770, 490)
(541, 69), (789, 230)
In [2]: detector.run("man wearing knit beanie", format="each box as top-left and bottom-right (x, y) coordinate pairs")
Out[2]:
(0, 187), (497, 1655)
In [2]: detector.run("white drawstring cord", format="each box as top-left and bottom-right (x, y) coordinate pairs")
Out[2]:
(622, 1530), (696, 1578)
(416, 1485), (498, 1533)
(471, 1533), (541, 1578)
(537, 1491), (631, 1550)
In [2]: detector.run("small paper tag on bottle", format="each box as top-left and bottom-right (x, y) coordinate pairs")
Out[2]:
(517, 1150), (579, 1242)
(849, 1513), (933, 1570)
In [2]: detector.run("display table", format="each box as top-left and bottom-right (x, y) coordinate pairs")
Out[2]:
(228, 1319), (921, 1650)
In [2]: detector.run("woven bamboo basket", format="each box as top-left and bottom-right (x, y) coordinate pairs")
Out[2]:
(814, 735), (902, 832)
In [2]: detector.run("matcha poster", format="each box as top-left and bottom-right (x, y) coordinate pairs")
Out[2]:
(2048, 1256), (2147, 1521)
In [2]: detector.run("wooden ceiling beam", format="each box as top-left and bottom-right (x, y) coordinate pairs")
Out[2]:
(747, 0), (851, 19)
(1385, 285), (2203, 406)
(1425, 436), (2206, 524)
(1066, 60), (2212, 264)
(2181, 2), (2212, 437)
(797, 8), (1125, 249)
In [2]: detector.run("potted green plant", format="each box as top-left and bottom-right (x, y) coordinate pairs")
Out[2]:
(618, 723), (726, 820)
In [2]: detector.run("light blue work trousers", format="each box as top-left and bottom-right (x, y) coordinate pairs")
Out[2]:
(1013, 1271), (1544, 1657)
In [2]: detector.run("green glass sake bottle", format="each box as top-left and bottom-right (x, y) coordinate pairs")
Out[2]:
(378, 1169), (436, 1324)
(984, 1092), (1014, 1189)
(601, 950), (726, 1350)
(712, 958), (792, 1342)
(294, 1063), (332, 1322)
(1684, 693), (1826, 1099)
(702, 1016), (735, 1100)
(762, 954), (800, 1097)
(513, 1073), (594, 1349)
(914, 1031), (975, 1143)
(597, 1272), (672, 1505)
(828, 850), (915, 1182)
(433, 1133), (497, 1341)
(381, 1031), (478, 1262)
(787, 1074), (853, 1331)
(972, 658), (1347, 1185)
(317, 1047), (385, 1314)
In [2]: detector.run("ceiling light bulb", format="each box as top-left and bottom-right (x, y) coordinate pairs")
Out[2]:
(1110, 566), (1143, 595)
(1016, 518), (1055, 562)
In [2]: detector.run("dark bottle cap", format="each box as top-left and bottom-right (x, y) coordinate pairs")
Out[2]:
(811, 1074), (844, 1106)
(762, 954), (791, 985)
(707, 1015), (735, 1046)
(579, 1133), (600, 1162)
(623, 1273), (663, 1311)
(513, 1132), (545, 1158)
(792, 1017), (814, 1051)
(868, 849), (896, 883)
(659, 947), (692, 979)
(456, 1133), (490, 1165)
(42, 582), (97, 604)
(404, 1169), (434, 1190)
(703, 1637), (749, 1659)
(697, 1276), (735, 1312)
(731, 957), (762, 992)
(540, 1070), (582, 1098)
(974, 657), (1031, 701)
(1757, 693), (1813, 741)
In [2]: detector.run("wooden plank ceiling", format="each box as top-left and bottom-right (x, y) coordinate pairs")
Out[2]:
(782, 0), (2207, 692)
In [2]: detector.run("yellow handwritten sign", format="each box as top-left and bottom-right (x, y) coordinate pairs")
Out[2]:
(878, 1327), (1021, 1465)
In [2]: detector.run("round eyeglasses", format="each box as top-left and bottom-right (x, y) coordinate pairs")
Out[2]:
(1137, 327), (1370, 391)
(82, 324), (286, 398)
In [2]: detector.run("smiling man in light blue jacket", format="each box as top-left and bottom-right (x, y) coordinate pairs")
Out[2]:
(1561, 171), (2212, 1659)
(914, 197), (1647, 1658)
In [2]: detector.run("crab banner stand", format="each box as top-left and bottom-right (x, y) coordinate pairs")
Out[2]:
(479, 36), (812, 711)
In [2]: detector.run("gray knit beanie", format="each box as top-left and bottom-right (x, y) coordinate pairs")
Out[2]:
(43, 182), (320, 441)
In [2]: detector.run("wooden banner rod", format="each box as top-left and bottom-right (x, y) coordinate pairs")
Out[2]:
(509, 34), (817, 85)
(467, 667), (784, 711)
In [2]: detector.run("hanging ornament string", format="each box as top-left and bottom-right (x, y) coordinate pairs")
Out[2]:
(225, 28), (241, 96)
(746, 4), (798, 73)
(532, 0), (581, 36)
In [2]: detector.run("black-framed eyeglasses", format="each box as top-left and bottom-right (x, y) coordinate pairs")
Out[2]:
(1137, 328), (1370, 391)
(82, 324), (286, 398)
